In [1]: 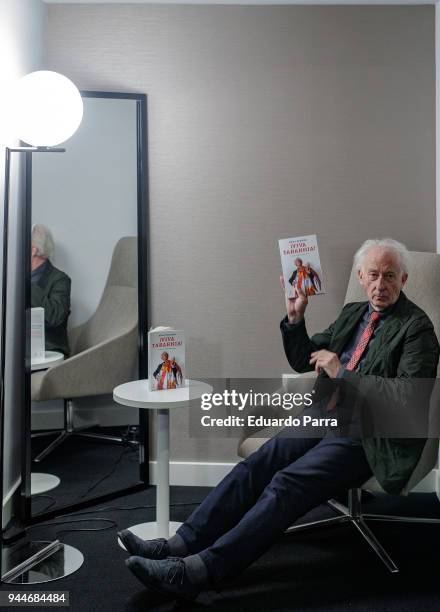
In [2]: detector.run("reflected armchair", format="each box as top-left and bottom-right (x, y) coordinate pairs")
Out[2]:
(32, 236), (139, 462)
(238, 251), (440, 573)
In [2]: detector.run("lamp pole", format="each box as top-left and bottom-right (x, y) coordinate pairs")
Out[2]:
(0, 70), (84, 583)
(1, 147), (65, 415)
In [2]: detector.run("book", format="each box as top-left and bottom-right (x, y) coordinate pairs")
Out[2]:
(31, 307), (45, 360)
(148, 327), (185, 391)
(279, 234), (325, 298)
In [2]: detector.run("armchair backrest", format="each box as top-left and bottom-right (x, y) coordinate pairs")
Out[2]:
(72, 236), (138, 355)
(344, 250), (440, 492)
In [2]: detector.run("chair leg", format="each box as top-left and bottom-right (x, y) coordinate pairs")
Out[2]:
(33, 431), (70, 463)
(75, 431), (126, 444)
(33, 427), (134, 462)
(31, 431), (60, 438)
(348, 488), (399, 573)
(364, 513), (440, 524)
(65, 399), (74, 432)
(33, 399), (137, 463)
(327, 498), (349, 515)
(285, 488), (399, 574)
(351, 518), (399, 573)
(33, 399), (73, 462)
(286, 515), (350, 534)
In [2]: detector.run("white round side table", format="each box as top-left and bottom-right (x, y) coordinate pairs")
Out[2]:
(113, 378), (212, 546)
(31, 350), (64, 372)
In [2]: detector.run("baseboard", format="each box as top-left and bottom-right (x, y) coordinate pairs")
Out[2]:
(149, 461), (237, 487)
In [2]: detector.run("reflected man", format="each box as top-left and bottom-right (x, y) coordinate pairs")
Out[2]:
(31, 224), (71, 356)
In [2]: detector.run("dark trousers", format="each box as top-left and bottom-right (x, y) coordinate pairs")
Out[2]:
(177, 434), (372, 583)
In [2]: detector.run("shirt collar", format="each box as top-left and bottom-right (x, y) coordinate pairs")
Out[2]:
(31, 258), (49, 280)
(367, 295), (400, 318)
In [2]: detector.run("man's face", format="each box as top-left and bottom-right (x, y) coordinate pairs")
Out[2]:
(357, 247), (408, 310)
(294, 258), (302, 268)
(161, 352), (168, 362)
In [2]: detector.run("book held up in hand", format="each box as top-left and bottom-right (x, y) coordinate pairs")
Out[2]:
(147, 327), (185, 391)
(279, 234), (325, 298)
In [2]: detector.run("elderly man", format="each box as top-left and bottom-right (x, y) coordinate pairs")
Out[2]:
(31, 224), (71, 356)
(120, 238), (439, 601)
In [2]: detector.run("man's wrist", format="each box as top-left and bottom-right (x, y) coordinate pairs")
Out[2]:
(288, 315), (304, 324)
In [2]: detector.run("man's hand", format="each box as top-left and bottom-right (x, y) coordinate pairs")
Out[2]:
(280, 276), (308, 324)
(309, 350), (341, 379)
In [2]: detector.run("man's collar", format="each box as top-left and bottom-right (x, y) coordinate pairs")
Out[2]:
(31, 259), (49, 275)
(368, 291), (403, 318)
(31, 259), (53, 287)
(32, 258), (48, 271)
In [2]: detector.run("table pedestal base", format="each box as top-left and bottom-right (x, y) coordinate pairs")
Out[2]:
(31, 473), (60, 495)
(118, 521), (182, 550)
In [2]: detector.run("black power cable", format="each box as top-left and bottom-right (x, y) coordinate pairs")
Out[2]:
(26, 517), (117, 539)
(26, 424), (209, 538)
(24, 502), (207, 537)
(57, 500), (206, 518)
(79, 444), (135, 500)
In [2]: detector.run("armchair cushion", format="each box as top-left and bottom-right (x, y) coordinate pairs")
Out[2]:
(32, 327), (137, 401)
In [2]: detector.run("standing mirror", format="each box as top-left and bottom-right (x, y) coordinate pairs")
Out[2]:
(24, 91), (149, 521)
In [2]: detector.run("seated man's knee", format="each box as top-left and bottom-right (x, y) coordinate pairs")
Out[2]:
(243, 438), (277, 468)
(269, 469), (296, 497)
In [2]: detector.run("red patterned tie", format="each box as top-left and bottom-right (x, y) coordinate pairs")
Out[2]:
(345, 310), (381, 372)
(326, 310), (380, 411)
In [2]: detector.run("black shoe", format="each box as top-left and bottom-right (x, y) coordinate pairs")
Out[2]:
(117, 530), (170, 559)
(126, 556), (201, 601)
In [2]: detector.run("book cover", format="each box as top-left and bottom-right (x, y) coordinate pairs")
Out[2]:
(148, 327), (185, 391)
(279, 234), (325, 298)
(31, 307), (45, 360)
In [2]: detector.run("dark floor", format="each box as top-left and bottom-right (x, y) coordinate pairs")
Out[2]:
(2, 486), (440, 611)
(31, 426), (141, 516)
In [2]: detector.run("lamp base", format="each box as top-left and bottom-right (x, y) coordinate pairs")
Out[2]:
(2, 540), (83, 584)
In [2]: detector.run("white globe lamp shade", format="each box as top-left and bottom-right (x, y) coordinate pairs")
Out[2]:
(10, 71), (83, 147)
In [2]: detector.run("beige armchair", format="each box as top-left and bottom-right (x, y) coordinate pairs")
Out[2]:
(32, 236), (139, 462)
(238, 251), (440, 573)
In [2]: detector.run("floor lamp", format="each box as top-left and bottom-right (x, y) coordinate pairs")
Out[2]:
(1, 72), (84, 584)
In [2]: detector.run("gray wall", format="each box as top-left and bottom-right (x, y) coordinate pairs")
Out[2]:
(32, 97), (138, 328)
(45, 5), (435, 462)
(0, 0), (46, 513)
(31, 96), (139, 438)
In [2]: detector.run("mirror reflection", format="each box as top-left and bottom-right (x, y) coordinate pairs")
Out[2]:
(28, 93), (146, 517)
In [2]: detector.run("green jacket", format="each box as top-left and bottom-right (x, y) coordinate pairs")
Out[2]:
(31, 261), (71, 356)
(281, 291), (439, 495)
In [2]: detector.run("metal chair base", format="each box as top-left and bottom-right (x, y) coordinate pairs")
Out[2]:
(285, 489), (440, 574)
(33, 400), (135, 463)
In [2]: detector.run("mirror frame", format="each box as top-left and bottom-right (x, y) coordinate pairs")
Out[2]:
(22, 91), (150, 524)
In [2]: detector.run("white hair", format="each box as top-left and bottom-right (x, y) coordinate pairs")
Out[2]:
(32, 224), (55, 259)
(354, 238), (410, 275)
